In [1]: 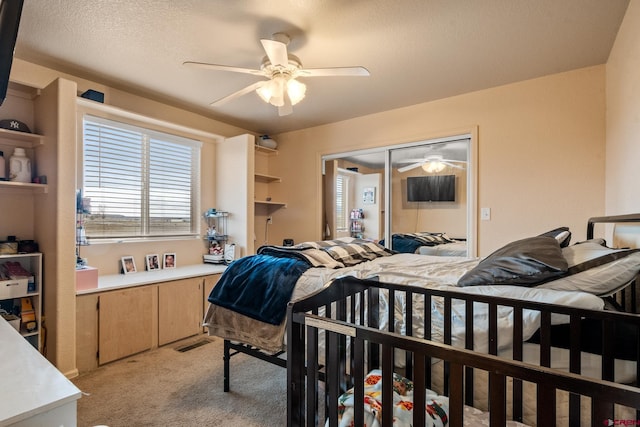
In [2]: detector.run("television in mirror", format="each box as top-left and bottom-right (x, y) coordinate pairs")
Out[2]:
(406, 175), (455, 202)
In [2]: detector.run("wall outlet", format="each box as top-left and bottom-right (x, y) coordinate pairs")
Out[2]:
(267, 216), (273, 224)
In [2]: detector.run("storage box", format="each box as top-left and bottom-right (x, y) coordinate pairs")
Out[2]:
(0, 278), (28, 299)
(76, 266), (98, 291)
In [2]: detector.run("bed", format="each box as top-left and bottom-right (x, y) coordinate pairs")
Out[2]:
(287, 275), (640, 426)
(203, 213), (640, 422)
(380, 232), (467, 256)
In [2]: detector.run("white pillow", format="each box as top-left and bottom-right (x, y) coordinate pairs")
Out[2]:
(537, 241), (640, 296)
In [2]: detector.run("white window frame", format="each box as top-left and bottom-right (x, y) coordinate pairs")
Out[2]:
(80, 114), (203, 241)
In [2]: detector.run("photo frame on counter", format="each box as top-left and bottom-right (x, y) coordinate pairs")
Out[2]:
(146, 254), (160, 271)
(163, 253), (176, 269)
(121, 256), (137, 274)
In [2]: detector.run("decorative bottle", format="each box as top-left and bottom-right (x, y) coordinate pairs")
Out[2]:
(0, 150), (5, 179)
(9, 147), (31, 183)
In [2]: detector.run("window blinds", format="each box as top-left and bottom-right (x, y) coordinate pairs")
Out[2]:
(82, 115), (201, 239)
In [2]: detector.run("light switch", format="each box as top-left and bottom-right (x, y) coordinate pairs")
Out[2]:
(481, 207), (491, 221)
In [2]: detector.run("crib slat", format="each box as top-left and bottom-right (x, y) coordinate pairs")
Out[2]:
(539, 311), (551, 367)
(449, 362), (464, 427)
(568, 315), (581, 425)
(382, 345), (394, 427)
(536, 381), (556, 426)
(488, 371), (506, 427)
(413, 354), (426, 427)
(465, 299), (474, 406)
(353, 338), (365, 427)
(306, 325), (318, 427)
(406, 290), (414, 378)
(512, 306), (523, 422)
(326, 330), (340, 427)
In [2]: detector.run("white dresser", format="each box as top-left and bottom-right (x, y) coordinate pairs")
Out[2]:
(0, 318), (81, 427)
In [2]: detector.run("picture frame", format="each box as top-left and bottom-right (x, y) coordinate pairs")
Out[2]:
(146, 254), (160, 271)
(362, 187), (376, 204)
(121, 256), (137, 274)
(163, 253), (176, 269)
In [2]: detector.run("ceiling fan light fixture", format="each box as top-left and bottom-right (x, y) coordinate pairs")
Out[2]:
(287, 78), (306, 105)
(422, 161), (446, 173)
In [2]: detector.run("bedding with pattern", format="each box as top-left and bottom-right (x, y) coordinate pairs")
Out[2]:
(333, 369), (529, 427)
(204, 230), (640, 357)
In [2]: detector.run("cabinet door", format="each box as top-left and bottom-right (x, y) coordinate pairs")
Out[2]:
(158, 278), (203, 346)
(98, 286), (154, 365)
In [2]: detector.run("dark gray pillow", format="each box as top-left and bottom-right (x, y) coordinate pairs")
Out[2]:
(539, 226), (571, 248)
(458, 236), (568, 287)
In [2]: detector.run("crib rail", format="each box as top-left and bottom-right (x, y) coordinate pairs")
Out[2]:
(287, 276), (640, 426)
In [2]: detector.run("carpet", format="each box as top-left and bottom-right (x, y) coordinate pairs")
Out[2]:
(72, 335), (286, 426)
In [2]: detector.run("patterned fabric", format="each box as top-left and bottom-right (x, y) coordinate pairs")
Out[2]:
(333, 369), (449, 427)
(322, 240), (393, 266)
(397, 232), (455, 246)
(258, 238), (392, 269)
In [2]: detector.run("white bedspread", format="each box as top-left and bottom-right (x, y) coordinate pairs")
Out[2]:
(204, 253), (604, 354)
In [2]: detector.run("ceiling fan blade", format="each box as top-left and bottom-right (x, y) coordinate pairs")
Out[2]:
(298, 66), (370, 77)
(210, 81), (267, 107)
(397, 158), (430, 164)
(183, 61), (264, 76)
(397, 162), (423, 173)
(442, 161), (464, 169)
(260, 39), (289, 67)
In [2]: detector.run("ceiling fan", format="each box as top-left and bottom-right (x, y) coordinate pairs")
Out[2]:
(397, 155), (466, 173)
(183, 32), (370, 116)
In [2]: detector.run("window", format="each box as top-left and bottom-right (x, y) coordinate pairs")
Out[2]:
(82, 115), (201, 240)
(335, 173), (349, 232)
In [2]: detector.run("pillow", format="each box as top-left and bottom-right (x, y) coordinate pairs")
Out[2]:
(537, 241), (640, 296)
(539, 226), (572, 248)
(457, 236), (568, 287)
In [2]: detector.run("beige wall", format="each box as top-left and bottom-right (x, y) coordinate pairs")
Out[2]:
(606, 1), (640, 217)
(11, 59), (252, 275)
(272, 66), (606, 256)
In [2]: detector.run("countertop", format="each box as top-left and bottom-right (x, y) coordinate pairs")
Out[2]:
(76, 263), (227, 295)
(0, 318), (81, 426)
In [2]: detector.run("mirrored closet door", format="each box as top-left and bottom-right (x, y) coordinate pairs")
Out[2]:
(322, 133), (476, 256)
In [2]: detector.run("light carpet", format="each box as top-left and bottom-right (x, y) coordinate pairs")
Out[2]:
(71, 335), (286, 426)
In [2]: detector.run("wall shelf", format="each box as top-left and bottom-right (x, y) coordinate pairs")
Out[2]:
(255, 173), (282, 183)
(255, 200), (287, 208)
(0, 181), (48, 193)
(0, 128), (44, 148)
(255, 145), (278, 155)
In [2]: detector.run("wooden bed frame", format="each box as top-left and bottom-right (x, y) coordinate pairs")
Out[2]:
(286, 275), (640, 426)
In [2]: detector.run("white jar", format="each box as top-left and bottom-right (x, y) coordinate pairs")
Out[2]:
(9, 147), (32, 183)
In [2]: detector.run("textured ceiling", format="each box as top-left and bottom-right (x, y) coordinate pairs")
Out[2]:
(14, 0), (629, 135)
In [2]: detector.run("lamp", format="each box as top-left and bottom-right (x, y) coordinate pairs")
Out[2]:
(256, 76), (306, 107)
(422, 160), (446, 173)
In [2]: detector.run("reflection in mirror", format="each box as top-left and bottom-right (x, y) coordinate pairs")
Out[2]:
(390, 139), (469, 256)
(322, 135), (474, 257)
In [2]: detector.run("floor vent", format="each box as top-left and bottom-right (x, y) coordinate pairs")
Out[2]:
(175, 338), (212, 353)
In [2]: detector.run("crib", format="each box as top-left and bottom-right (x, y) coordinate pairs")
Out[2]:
(286, 275), (640, 426)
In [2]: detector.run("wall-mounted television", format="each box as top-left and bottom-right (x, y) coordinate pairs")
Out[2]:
(406, 175), (455, 202)
(0, 0), (24, 106)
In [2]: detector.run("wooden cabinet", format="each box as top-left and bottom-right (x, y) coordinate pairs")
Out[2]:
(158, 277), (203, 346)
(99, 286), (154, 365)
(76, 274), (219, 373)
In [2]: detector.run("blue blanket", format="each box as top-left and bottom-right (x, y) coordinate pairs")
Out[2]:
(207, 254), (310, 325)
